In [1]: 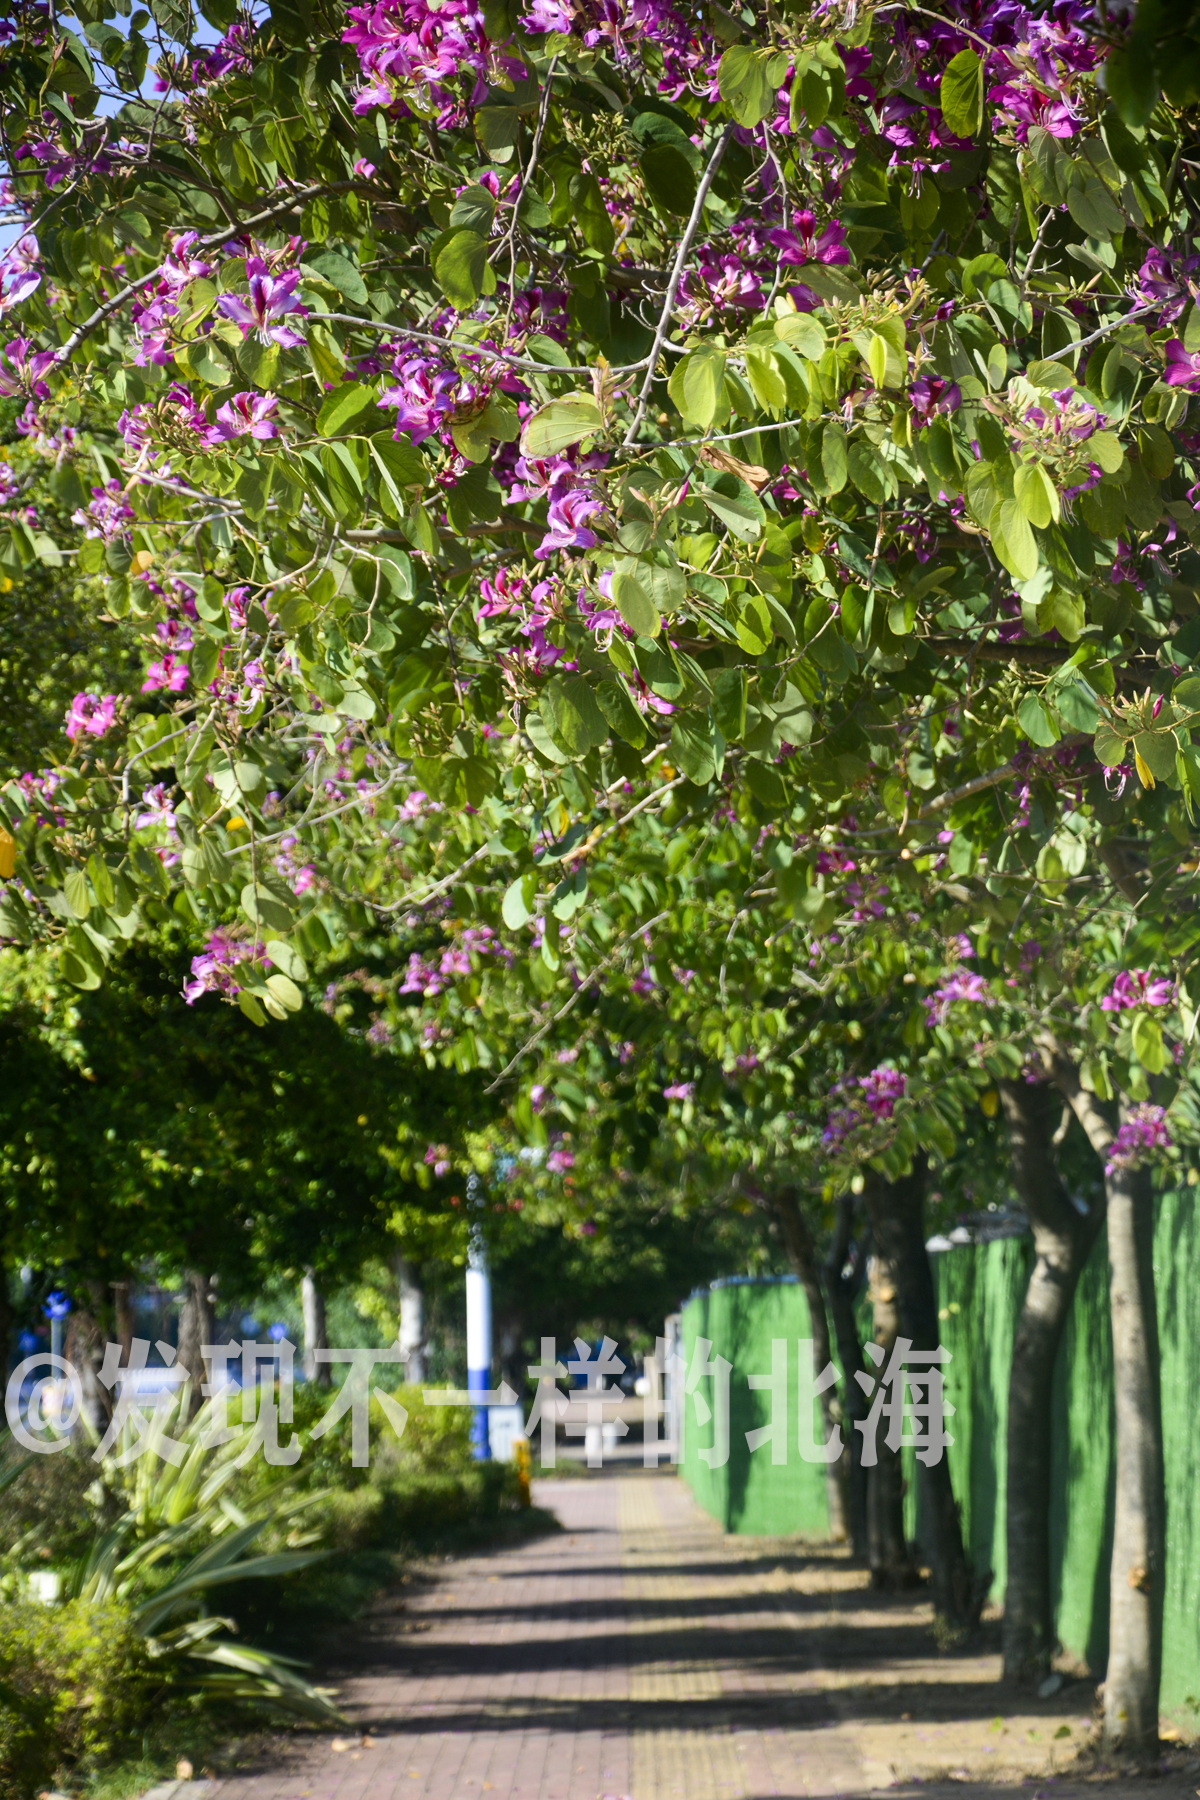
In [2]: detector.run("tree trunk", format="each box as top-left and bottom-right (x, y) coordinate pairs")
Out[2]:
(1040, 1037), (1165, 1749)
(111, 1280), (135, 1363)
(65, 1300), (110, 1432)
(176, 1270), (214, 1417)
(863, 1239), (915, 1588)
(396, 1255), (426, 1383)
(772, 1187), (850, 1542)
(864, 1160), (984, 1627)
(0, 1259), (11, 1383)
(824, 1194), (870, 1556)
(999, 1080), (1104, 1683)
(1104, 1154), (1163, 1749)
(301, 1267), (330, 1386)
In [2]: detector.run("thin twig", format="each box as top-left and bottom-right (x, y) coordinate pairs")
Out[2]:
(505, 56), (558, 314)
(623, 124), (735, 447)
(486, 907), (672, 1090)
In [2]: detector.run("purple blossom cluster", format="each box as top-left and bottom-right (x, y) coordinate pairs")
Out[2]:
(182, 930), (269, 1004)
(1100, 970), (1176, 1011)
(925, 970), (992, 1027)
(65, 692), (117, 741)
(1105, 1105), (1172, 1177)
(822, 1066), (906, 1150)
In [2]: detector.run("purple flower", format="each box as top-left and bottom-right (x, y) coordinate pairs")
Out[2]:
(546, 1147), (575, 1173)
(134, 782), (176, 830)
(72, 480), (133, 543)
(909, 374), (961, 428)
(768, 210), (850, 267)
(926, 971), (992, 1027)
(1164, 340), (1200, 390)
(183, 930), (267, 1003)
(217, 257), (308, 349)
(207, 390), (281, 443)
(0, 234), (42, 314)
(65, 692), (117, 741)
(1100, 969), (1176, 1011)
(537, 484), (604, 557)
(1105, 1104), (1172, 1176)
(663, 1081), (695, 1100)
(0, 336), (54, 400)
(859, 1067), (905, 1120)
(141, 655), (189, 694)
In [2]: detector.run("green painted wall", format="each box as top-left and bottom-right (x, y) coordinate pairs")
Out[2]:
(679, 1187), (1200, 1717)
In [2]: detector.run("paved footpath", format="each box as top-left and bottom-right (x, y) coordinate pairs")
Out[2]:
(207, 1473), (1182, 1800)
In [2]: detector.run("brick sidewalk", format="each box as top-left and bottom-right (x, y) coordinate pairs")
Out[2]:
(206, 1474), (1180, 1800)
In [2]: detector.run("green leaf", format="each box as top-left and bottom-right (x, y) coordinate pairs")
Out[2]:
(541, 677), (609, 755)
(317, 382), (377, 437)
(1066, 172), (1126, 241)
(1094, 721), (1128, 767)
(475, 105), (520, 161)
(64, 868), (92, 918)
(1017, 693), (1060, 746)
(238, 990), (267, 1026)
(265, 939), (308, 980)
(241, 883), (294, 933)
(670, 714), (723, 785)
(61, 949), (100, 989)
(640, 144), (697, 215)
(433, 230), (495, 310)
(994, 498), (1039, 580)
(190, 638), (218, 691)
(303, 250), (368, 306)
(449, 184), (498, 234)
(847, 440), (887, 504)
(595, 678), (648, 746)
(1134, 727), (1179, 780)
(520, 395), (603, 457)
(570, 171), (616, 254)
(1088, 430), (1125, 474)
(667, 345), (727, 428)
(1132, 1010), (1166, 1073)
(821, 424), (848, 495)
(266, 972), (304, 1012)
(611, 571), (661, 638)
(1015, 463), (1058, 528)
(940, 49), (984, 139)
(699, 473), (765, 541)
(502, 872), (536, 929)
(717, 45), (784, 128)
(773, 313), (827, 359)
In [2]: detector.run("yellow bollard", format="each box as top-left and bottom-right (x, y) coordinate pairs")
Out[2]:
(512, 1436), (532, 1507)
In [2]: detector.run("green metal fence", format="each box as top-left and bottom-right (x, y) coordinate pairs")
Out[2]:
(678, 1187), (1200, 1719)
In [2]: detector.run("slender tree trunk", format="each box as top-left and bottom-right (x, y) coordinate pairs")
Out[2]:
(1040, 1037), (1165, 1750)
(824, 1195), (870, 1556)
(66, 1299), (110, 1431)
(864, 1160), (984, 1627)
(0, 1258), (11, 1382)
(301, 1267), (330, 1386)
(111, 1280), (135, 1363)
(772, 1187), (850, 1542)
(1104, 1154), (1163, 1749)
(999, 1080), (1105, 1683)
(396, 1255), (426, 1383)
(863, 1240), (915, 1588)
(176, 1269), (214, 1417)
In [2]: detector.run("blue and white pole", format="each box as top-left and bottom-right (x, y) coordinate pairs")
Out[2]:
(466, 1228), (492, 1461)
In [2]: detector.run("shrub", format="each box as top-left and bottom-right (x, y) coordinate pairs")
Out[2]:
(0, 1599), (157, 1800)
(0, 1443), (113, 1567)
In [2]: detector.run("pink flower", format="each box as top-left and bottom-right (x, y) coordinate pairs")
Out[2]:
(1105, 1105), (1172, 1176)
(663, 1081), (695, 1101)
(1100, 970), (1176, 1011)
(859, 1067), (905, 1120)
(1164, 340), (1200, 390)
(141, 655), (189, 694)
(767, 211), (850, 267)
(183, 930), (267, 1003)
(217, 257), (308, 348)
(926, 971), (991, 1027)
(546, 1147), (575, 1173)
(134, 782), (176, 830)
(0, 234), (42, 314)
(65, 692), (117, 740)
(207, 390), (280, 442)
